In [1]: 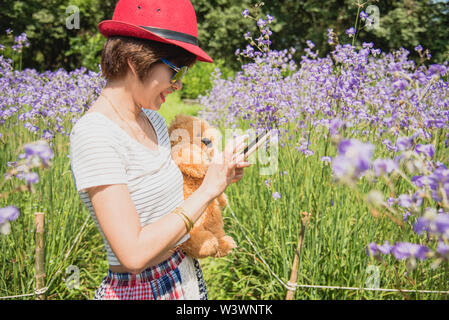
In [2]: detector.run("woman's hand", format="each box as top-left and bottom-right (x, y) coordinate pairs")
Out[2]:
(201, 135), (251, 200)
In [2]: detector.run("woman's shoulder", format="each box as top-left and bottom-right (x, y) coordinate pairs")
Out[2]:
(70, 112), (114, 136)
(71, 98), (118, 132)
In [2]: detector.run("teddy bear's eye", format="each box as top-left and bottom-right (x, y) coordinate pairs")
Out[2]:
(201, 137), (212, 147)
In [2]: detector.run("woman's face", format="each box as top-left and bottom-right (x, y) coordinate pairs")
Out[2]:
(130, 61), (182, 110)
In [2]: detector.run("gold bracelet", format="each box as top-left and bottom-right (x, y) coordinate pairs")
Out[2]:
(174, 211), (191, 232)
(175, 207), (194, 231)
(173, 207), (194, 232)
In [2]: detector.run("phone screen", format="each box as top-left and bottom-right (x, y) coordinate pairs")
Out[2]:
(241, 130), (269, 156)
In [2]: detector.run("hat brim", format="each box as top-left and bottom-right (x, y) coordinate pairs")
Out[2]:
(98, 20), (213, 63)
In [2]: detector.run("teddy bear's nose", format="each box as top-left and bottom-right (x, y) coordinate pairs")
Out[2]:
(201, 138), (212, 148)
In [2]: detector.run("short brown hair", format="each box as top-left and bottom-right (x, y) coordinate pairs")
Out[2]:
(100, 36), (197, 82)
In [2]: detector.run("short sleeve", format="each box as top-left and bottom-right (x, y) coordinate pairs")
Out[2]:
(69, 118), (127, 192)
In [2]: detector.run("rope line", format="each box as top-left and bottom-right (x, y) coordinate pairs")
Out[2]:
(3, 205), (448, 298)
(0, 214), (91, 299)
(225, 204), (449, 295)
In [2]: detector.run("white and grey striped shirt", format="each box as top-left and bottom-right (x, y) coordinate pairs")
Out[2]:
(69, 109), (189, 266)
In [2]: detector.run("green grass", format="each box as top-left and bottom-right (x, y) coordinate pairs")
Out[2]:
(0, 102), (448, 300)
(159, 91), (204, 125)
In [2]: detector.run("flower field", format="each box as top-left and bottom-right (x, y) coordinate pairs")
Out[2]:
(1, 6), (449, 300)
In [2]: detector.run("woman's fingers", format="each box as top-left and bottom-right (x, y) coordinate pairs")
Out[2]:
(225, 135), (249, 162)
(236, 161), (251, 168)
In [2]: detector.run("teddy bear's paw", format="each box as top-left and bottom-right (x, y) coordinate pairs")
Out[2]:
(198, 237), (219, 257)
(215, 236), (237, 257)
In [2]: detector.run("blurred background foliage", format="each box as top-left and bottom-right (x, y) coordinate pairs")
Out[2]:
(1, 0), (448, 98)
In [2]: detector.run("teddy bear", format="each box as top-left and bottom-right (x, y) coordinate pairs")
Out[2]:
(167, 113), (236, 258)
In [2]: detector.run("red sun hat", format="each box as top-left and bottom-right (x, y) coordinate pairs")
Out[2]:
(98, 0), (213, 63)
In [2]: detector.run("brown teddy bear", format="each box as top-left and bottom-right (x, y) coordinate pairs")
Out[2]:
(167, 113), (236, 258)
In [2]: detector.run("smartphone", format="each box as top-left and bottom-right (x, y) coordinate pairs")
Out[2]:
(241, 129), (271, 159)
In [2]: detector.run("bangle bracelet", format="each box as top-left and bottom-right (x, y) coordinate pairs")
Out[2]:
(175, 211), (191, 232)
(173, 207), (194, 232)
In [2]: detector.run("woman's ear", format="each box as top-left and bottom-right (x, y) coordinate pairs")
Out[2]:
(127, 59), (138, 78)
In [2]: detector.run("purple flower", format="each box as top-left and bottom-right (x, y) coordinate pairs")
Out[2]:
(7, 161), (17, 167)
(411, 175), (430, 188)
(415, 144), (435, 158)
(366, 242), (379, 256)
(428, 64), (447, 77)
(264, 179), (271, 187)
(22, 172), (39, 185)
(360, 11), (369, 20)
(387, 197), (395, 207)
(329, 118), (343, 136)
(345, 27), (356, 37)
(332, 155), (354, 179)
(396, 136), (412, 151)
(436, 241), (449, 258)
(333, 139), (374, 181)
(403, 211), (412, 221)
(393, 79), (408, 91)
(414, 216), (429, 235)
(242, 9), (250, 17)
(11, 32), (30, 52)
(382, 139), (398, 152)
(435, 214), (449, 235)
(321, 156), (332, 164)
(267, 14), (274, 24)
(272, 192), (281, 200)
(373, 158), (398, 176)
(378, 241), (393, 254)
(411, 191), (423, 207)
(413, 213), (449, 237)
(397, 194), (412, 208)
(257, 19), (267, 28)
(0, 206), (20, 224)
(306, 40), (315, 49)
(24, 140), (54, 166)
(366, 241), (392, 256)
(391, 242), (430, 260)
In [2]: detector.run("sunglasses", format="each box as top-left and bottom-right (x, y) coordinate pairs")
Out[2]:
(160, 58), (188, 84)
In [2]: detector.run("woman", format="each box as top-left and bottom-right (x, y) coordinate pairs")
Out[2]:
(69, 0), (250, 300)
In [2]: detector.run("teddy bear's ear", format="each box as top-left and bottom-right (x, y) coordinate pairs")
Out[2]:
(168, 113), (189, 132)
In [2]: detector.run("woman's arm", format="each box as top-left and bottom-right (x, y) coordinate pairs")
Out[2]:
(88, 182), (215, 274)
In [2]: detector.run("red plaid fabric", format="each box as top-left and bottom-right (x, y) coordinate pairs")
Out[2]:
(94, 249), (186, 300)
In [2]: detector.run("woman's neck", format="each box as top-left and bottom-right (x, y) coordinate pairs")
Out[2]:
(102, 80), (142, 123)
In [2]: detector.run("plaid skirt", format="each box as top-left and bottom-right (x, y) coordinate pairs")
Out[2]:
(93, 249), (208, 300)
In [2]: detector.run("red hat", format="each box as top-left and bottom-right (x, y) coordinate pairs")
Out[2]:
(98, 0), (213, 63)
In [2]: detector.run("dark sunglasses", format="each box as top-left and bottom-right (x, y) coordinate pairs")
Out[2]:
(160, 58), (188, 84)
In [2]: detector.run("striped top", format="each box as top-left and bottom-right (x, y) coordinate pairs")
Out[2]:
(69, 109), (189, 266)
